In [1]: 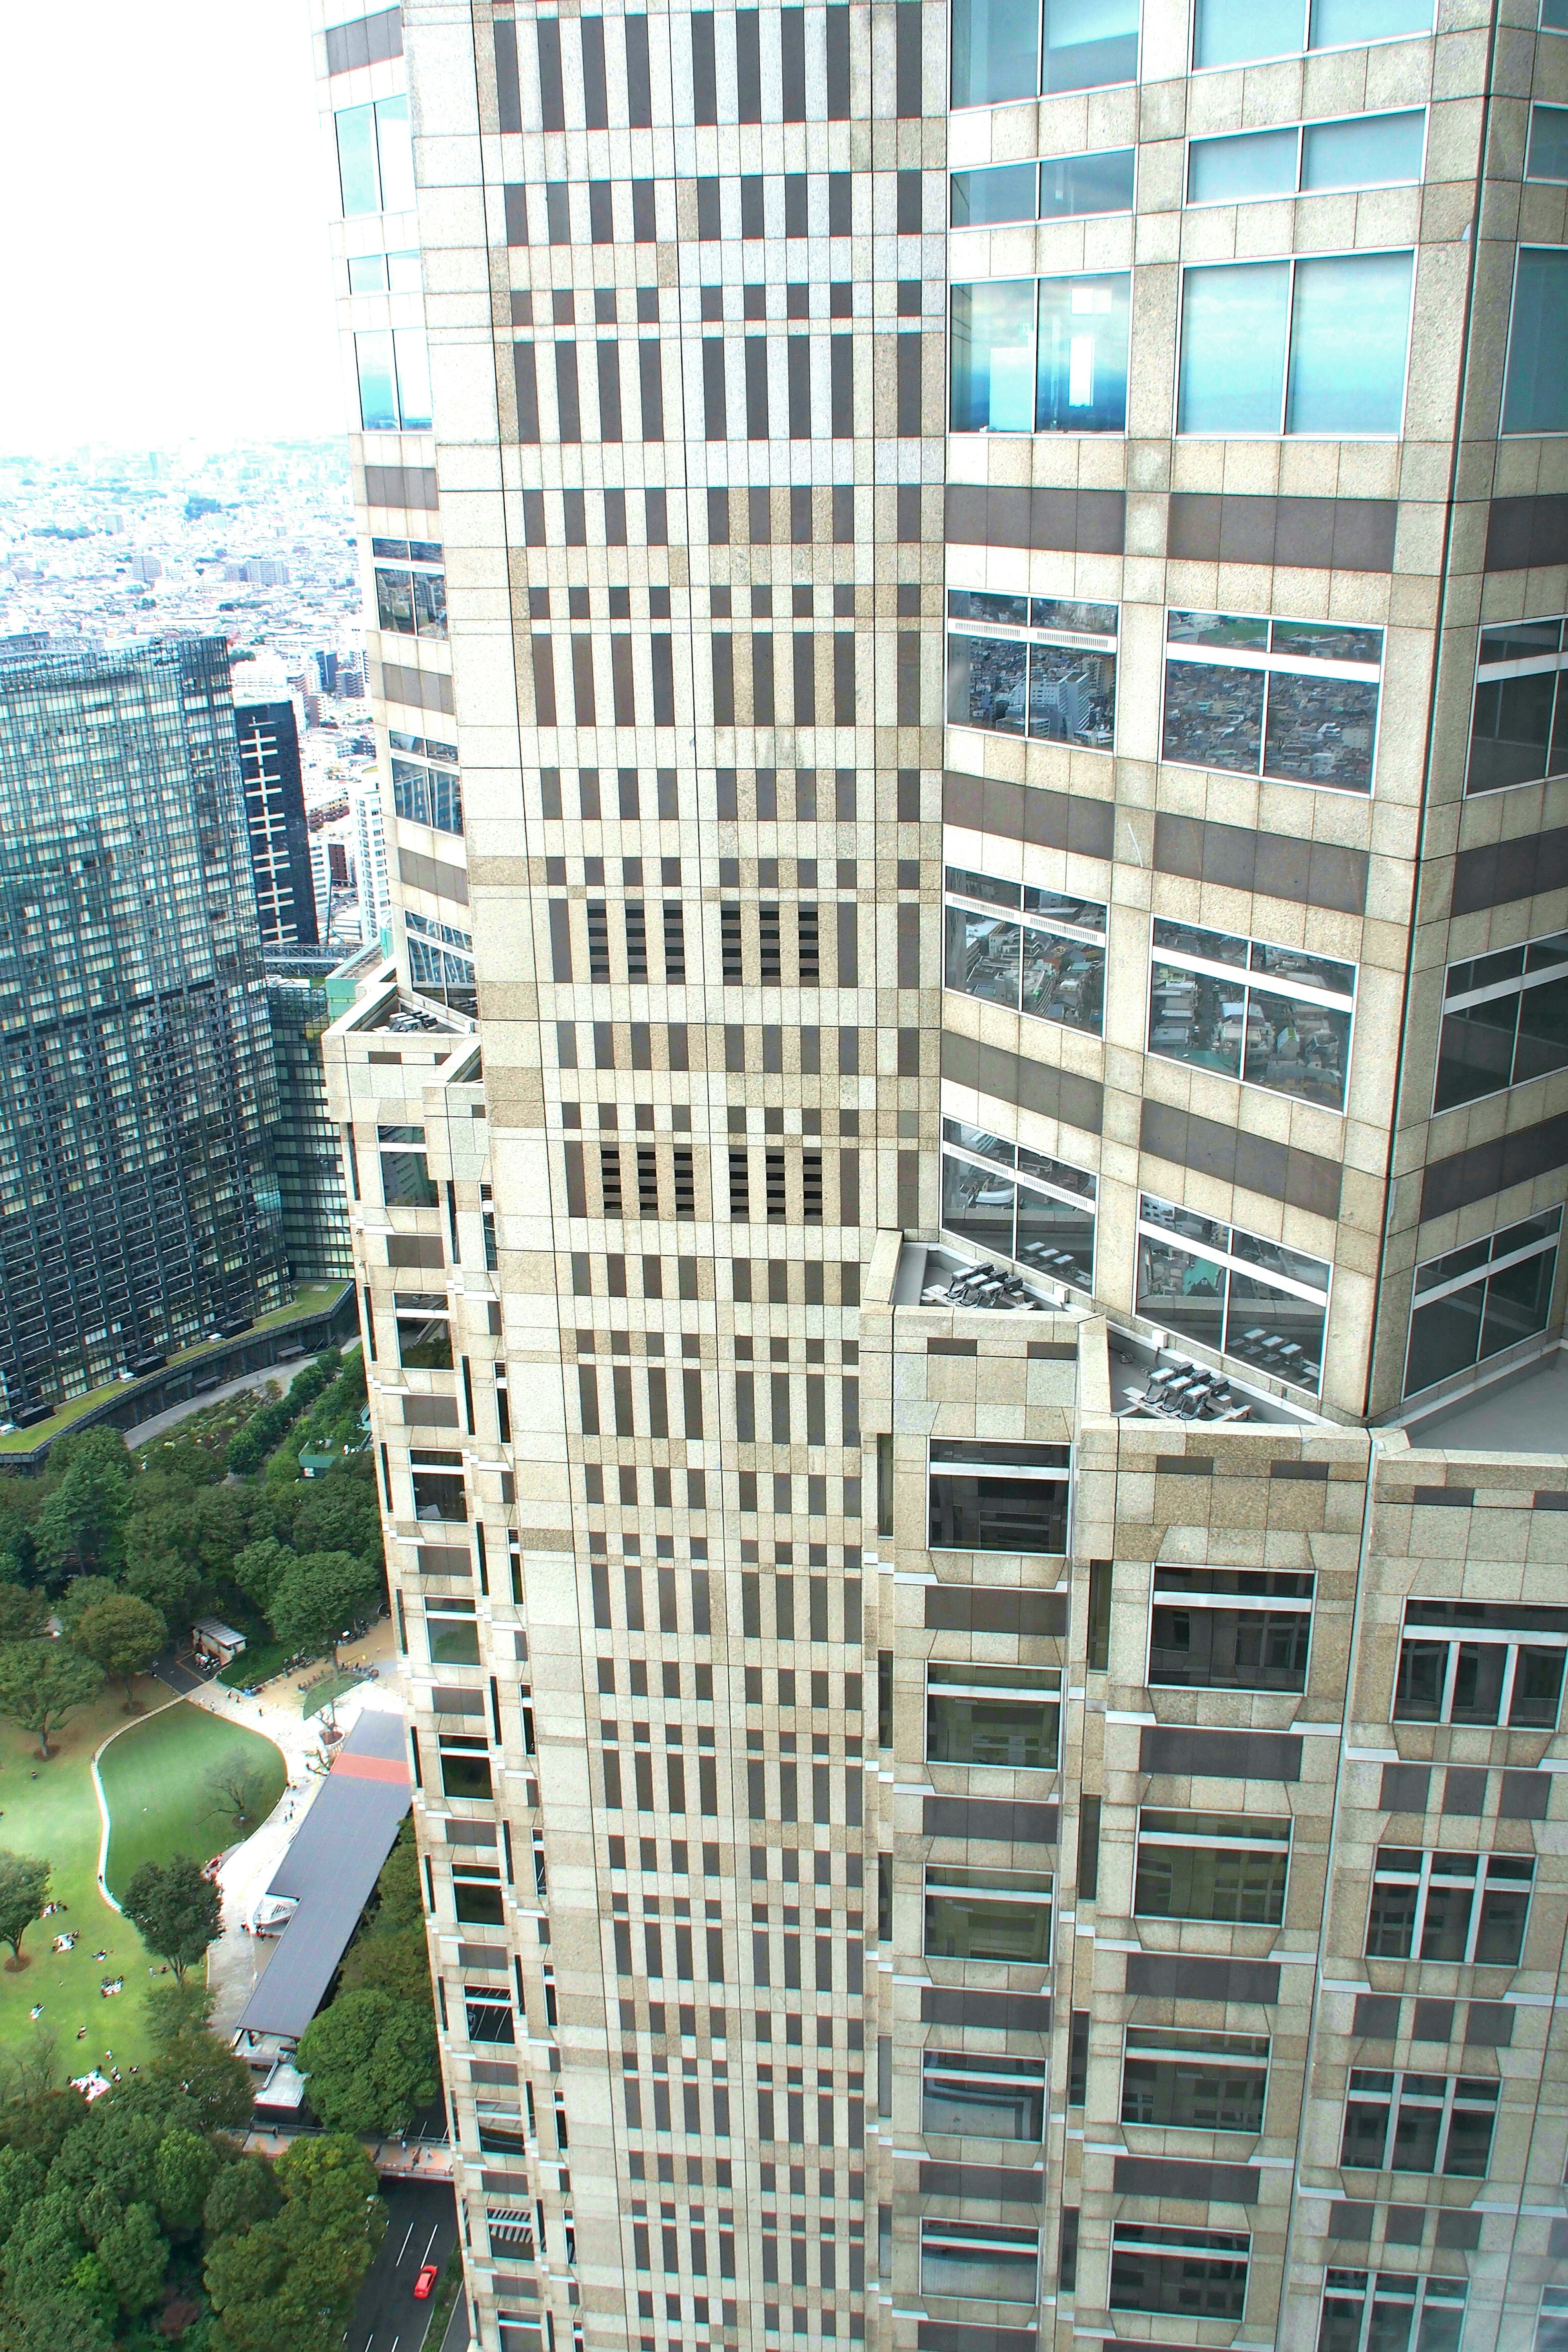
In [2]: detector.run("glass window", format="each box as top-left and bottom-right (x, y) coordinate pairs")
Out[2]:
(1539, 2287), (1568, 2352)
(951, 162), (1038, 226)
(1340, 2071), (1498, 2177)
(1365, 1848), (1534, 1967)
(1189, 127), (1297, 202)
(336, 104), (381, 215)
(412, 1451), (468, 1524)
(1466, 614), (1568, 793)
(1040, 146), (1136, 217)
(392, 758), (464, 835)
(1042, 0), (1138, 91)
(1404, 1209), (1560, 1397)
(941, 1134), (1097, 1294)
(948, 604), (1117, 749)
(922, 2051), (1047, 2142)
(1149, 916), (1355, 1111)
(397, 1307), (452, 1369)
(1136, 1194), (1330, 1396)
(1194, 0), (1430, 65)
(951, 281), (1037, 432)
(1504, 248), (1568, 435)
(453, 1867), (505, 1924)
(374, 95), (414, 212)
(1163, 609), (1383, 793)
(375, 566), (417, 635)
(1546, 0), (1568, 29)
(1121, 2028), (1269, 2134)
(1301, 109), (1426, 189)
(355, 331), (401, 432)
(440, 1739), (494, 1801)
(1036, 272), (1130, 432)
(1134, 1809), (1292, 1925)
(429, 1602), (481, 1666)
(1318, 2270), (1468, 2352)
(919, 2220), (1040, 2304)
(928, 1439), (1072, 1555)
(924, 1866), (1054, 1965)
(1188, 111), (1424, 203)
(951, 276), (1130, 433)
(950, 0), (1038, 108)
(1110, 2225), (1249, 2321)
(944, 862), (1107, 1031)
(1149, 1565), (1314, 1692)
(1179, 254), (1412, 437)
(393, 329), (434, 430)
(927, 1664), (1062, 1768)
(1528, 105), (1568, 183)
(1434, 931), (1568, 1108)
(1394, 1598), (1568, 1731)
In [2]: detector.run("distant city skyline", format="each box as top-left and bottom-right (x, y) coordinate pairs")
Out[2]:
(2, 0), (341, 451)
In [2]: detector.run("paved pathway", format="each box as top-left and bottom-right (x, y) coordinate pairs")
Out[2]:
(123, 1364), (289, 1448)
(158, 1640), (408, 2037)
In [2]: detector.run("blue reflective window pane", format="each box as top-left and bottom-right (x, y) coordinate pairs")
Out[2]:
(1270, 620), (1383, 665)
(1243, 989), (1350, 1111)
(1285, 252), (1412, 436)
(375, 96), (414, 211)
(347, 254), (388, 292)
(949, 589), (1031, 628)
(336, 104), (381, 214)
(1503, 249), (1568, 435)
(951, 164), (1039, 227)
(1300, 110), (1425, 189)
(951, 0), (1038, 107)
(356, 332), (400, 431)
(1468, 671), (1561, 794)
(1309, 0), (1431, 40)
(1225, 1275), (1323, 1392)
(951, 282), (1038, 432)
(1193, 0), (1305, 66)
(1178, 262), (1290, 434)
(947, 635), (1027, 734)
(1169, 610), (1269, 651)
(1016, 1185), (1095, 1289)
(1187, 129), (1296, 203)
(1546, 0), (1568, 30)
(1021, 928), (1105, 1033)
(1039, 147), (1136, 217)
(393, 330), (434, 429)
(1042, 0), (1138, 90)
(1036, 273), (1129, 432)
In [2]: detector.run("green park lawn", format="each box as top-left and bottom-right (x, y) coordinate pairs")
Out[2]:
(99, 1696), (285, 1896)
(0, 1686), (284, 2079)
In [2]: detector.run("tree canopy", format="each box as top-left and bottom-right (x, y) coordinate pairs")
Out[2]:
(296, 1987), (437, 2136)
(0, 1858), (49, 1969)
(68, 1597), (166, 1711)
(266, 1551), (380, 1665)
(0, 1643), (105, 1758)
(120, 1858), (220, 1985)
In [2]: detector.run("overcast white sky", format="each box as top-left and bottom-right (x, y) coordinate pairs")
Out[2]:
(1, 0), (344, 453)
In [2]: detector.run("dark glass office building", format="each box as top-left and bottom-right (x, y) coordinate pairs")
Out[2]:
(263, 950), (353, 1283)
(235, 699), (318, 948)
(0, 637), (288, 1421)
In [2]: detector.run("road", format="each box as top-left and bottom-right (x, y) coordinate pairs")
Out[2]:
(347, 2176), (461, 2352)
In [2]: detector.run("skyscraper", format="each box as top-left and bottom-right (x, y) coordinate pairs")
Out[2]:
(0, 637), (288, 1420)
(316, 3), (1568, 2348)
(236, 698), (320, 949)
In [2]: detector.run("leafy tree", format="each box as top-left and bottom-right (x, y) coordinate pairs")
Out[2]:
(200, 1751), (268, 1833)
(0, 1593), (45, 1649)
(265, 1551), (380, 1666)
(290, 1474), (381, 1565)
(120, 1857), (220, 1984)
(201, 2155), (278, 2241)
(95, 2201), (166, 2315)
(204, 2133), (383, 2352)
(0, 2147), (44, 2243)
(68, 1595), (166, 1711)
(118, 1548), (199, 1630)
(339, 1924), (430, 2005)
(296, 1987), (437, 2135)
(0, 1857), (50, 1972)
(0, 2290), (113, 2352)
(55, 1579), (118, 1635)
(0, 1644), (104, 1758)
(31, 1433), (131, 1587)
(152, 2126), (220, 2239)
(231, 1538), (292, 1614)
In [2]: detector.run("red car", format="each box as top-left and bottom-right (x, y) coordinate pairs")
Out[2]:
(413, 2263), (439, 2300)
